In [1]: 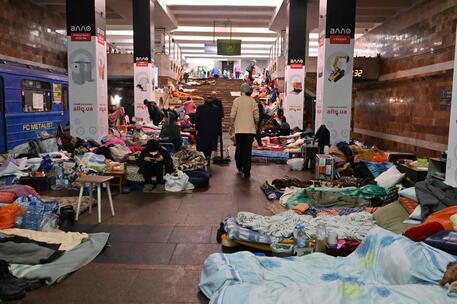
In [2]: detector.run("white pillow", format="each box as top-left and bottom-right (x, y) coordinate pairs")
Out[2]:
(398, 187), (417, 202)
(409, 205), (422, 221)
(375, 165), (405, 189)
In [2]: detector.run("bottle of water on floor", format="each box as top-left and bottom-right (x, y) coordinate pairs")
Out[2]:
(23, 197), (43, 230)
(315, 223), (327, 253)
(293, 223), (307, 256)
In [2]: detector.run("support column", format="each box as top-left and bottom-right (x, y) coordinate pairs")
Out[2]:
(283, 0), (307, 130)
(445, 25), (457, 187)
(66, 0), (108, 140)
(133, 0), (155, 123)
(315, 0), (356, 144)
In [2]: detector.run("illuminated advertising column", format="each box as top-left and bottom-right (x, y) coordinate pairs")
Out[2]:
(445, 25), (457, 187)
(283, 0), (307, 130)
(66, 0), (108, 140)
(315, 0), (356, 144)
(133, 0), (155, 123)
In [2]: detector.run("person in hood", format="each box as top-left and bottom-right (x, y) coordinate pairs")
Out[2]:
(144, 99), (165, 126)
(138, 139), (173, 192)
(160, 110), (182, 151)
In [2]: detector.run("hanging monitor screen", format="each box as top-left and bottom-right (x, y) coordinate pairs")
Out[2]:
(217, 39), (241, 56)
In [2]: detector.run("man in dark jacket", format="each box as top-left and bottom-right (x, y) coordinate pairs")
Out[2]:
(255, 100), (266, 146)
(211, 91), (225, 154)
(138, 139), (173, 192)
(195, 97), (223, 165)
(144, 99), (164, 126)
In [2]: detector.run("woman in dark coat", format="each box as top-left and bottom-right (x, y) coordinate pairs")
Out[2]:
(195, 97), (223, 162)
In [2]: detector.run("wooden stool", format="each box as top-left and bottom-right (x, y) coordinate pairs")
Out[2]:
(75, 176), (115, 223)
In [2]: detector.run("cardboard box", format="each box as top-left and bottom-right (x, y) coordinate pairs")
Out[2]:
(315, 154), (334, 180)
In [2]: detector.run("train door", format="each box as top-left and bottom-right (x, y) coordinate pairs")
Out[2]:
(62, 85), (69, 126)
(0, 77), (6, 153)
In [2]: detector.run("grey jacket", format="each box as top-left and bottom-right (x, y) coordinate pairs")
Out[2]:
(415, 178), (457, 219)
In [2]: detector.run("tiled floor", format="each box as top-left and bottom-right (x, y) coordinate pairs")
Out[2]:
(17, 153), (311, 304)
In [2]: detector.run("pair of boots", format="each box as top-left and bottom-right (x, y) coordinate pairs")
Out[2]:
(0, 260), (29, 301)
(59, 205), (76, 232)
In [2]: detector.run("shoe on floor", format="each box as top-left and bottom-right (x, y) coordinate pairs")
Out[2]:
(0, 261), (27, 301)
(143, 184), (155, 193)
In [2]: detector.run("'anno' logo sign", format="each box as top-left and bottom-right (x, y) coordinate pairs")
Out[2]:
(71, 25), (92, 32)
(330, 28), (351, 35)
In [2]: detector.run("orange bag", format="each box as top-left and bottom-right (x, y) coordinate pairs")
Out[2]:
(372, 152), (388, 162)
(424, 206), (457, 230)
(0, 203), (24, 229)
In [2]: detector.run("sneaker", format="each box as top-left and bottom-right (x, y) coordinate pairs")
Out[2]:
(142, 184), (154, 193)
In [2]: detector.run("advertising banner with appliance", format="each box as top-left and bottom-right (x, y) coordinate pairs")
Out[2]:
(66, 0), (108, 140)
(284, 65), (305, 129)
(133, 0), (155, 122)
(315, 0), (356, 144)
(445, 25), (457, 187)
(134, 64), (155, 122)
(283, 0), (307, 129)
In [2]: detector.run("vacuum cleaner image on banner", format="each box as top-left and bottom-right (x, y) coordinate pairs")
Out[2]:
(326, 52), (351, 83)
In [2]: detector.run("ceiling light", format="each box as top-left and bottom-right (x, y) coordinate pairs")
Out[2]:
(179, 43), (205, 47)
(309, 33), (319, 39)
(183, 54), (269, 58)
(107, 30), (133, 36)
(158, 0), (281, 6)
(172, 35), (276, 42)
(173, 26), (275, 34)
(309, 41), (319, 46)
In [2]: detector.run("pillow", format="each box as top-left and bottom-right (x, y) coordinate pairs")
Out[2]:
(398, 187), (417, 202)
(375, 165), (405, 188)
(409, 205), (422, 221)
(373, 201), (410, 230)
(399, 197), (418, 214)
(424, 206), (457, 230)
(0, 192), (16, 204)
(404, 222), (445, 242)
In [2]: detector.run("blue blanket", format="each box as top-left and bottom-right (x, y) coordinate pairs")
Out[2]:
(200, 228), (457, 303)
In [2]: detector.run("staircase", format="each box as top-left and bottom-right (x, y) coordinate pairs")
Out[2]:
(184, 79), (243, 132)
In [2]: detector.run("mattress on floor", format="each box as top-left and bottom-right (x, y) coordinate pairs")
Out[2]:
(252, 150), (289, 159)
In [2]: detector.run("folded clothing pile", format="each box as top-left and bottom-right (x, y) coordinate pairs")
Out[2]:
(0, 229), (108, 301)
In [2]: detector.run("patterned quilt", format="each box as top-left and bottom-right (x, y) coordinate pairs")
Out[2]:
(200, 227), (457, 304)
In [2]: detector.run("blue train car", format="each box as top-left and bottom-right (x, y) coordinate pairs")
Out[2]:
(0, 61), (69, 153)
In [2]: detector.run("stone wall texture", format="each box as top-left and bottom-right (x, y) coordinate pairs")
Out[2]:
(352, 0), (457, 157)
(0, 0), (67, 68)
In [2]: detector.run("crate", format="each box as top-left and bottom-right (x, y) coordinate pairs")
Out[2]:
(315, 154), (335, 180)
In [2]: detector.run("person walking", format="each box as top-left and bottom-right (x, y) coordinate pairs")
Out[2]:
(230, 83), (259, 178)
(195, 97), (223, 167)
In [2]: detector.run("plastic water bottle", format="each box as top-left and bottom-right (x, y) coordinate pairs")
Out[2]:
(293, 223), (307, 248)
(56, 163), (64, 189)
(315, 223), (327, 252)
(23, 198), (43, 230)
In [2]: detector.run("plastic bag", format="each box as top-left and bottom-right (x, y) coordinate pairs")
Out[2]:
(287, 158), (304, 171)
(164, 171), (194, 192)
(0, 203), (24, 229)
